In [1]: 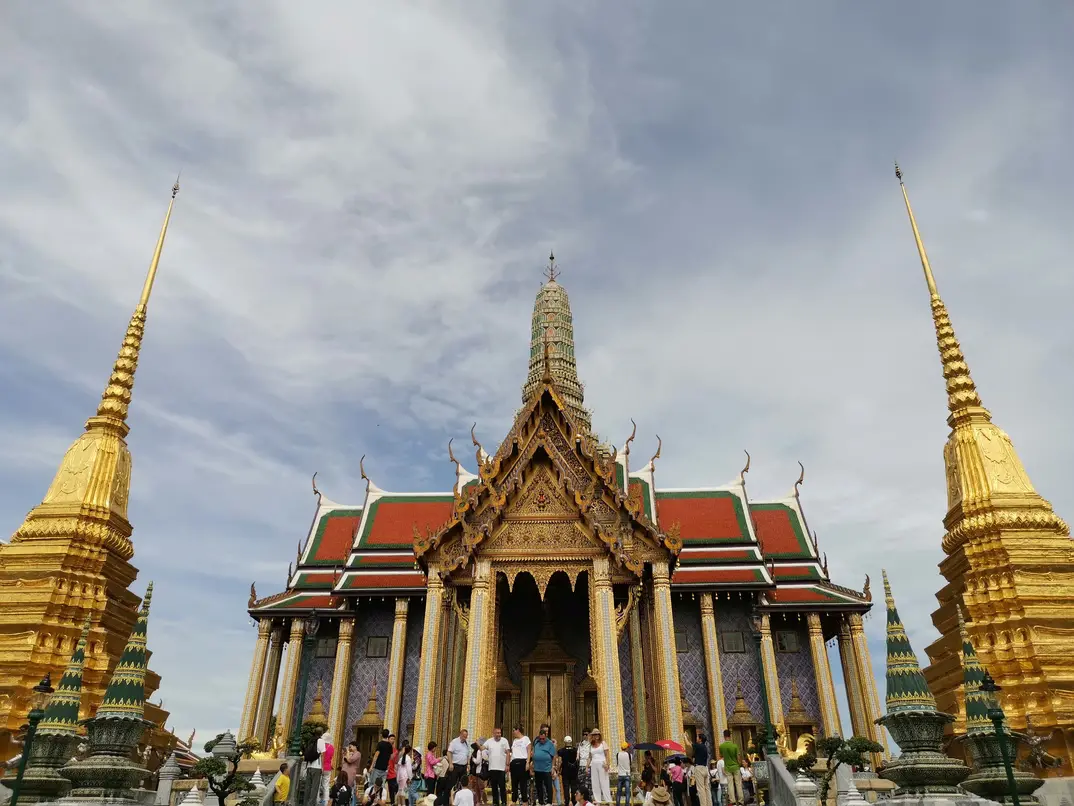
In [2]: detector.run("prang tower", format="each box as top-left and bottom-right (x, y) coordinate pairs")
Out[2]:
(896, 165), (1074, 775)
(0, 181), (179, 760)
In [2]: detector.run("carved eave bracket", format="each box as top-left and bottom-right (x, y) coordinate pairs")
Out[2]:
(615, 584), (641, 638)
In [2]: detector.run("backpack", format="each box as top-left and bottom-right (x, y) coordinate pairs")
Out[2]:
(434, 757), (450, 778)
(304, 738), (321, 763)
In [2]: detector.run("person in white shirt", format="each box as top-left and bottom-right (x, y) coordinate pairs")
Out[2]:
(715, 759), (727, 806)
(577, 731), (592, 796)
(484, 728), (510, 806)
(614, 744), (631, 806)
(509, 726), (532, 805)
(453, 778), (476, 806)
(448, 730), (471, 791)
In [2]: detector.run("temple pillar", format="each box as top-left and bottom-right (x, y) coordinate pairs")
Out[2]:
(652, 561), (683, 737)
(591, 557), (626, 749)
(277, 619), (307, 751)
(459, 559), (494, 735)
(414, 567), (445, 750)
(628, 607), (649, 743)
(848, 613), (889, 761)
(700, 594), (727, 739)
(239, 619), (274, 741)
(255, 623), (285, 746)
(758, 614), (782, 729)
(837, 617), (868, 739)
(805, 613), (841, 738)
(384, 598), (410, 734)
(329, 615), (356, 747)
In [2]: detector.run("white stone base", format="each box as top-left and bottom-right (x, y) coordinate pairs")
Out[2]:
(1033, 778), (1074, 806)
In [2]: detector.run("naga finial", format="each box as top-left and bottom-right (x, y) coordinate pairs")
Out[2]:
(810, 530), (819, 554)
(649, 435), (662, 471)
(359, 454), (370, 491)
(296, 540), (302, 567)
(624, 419), (637, 458)
(311, 472), (320, 498)
(448, 438), (461, 496)
(248, 582), (257, 608)
(794, 461), (805, 494)
(287, 561), (293, 585)
(740, 450), (751, 483)
(471, 423), (487, 466)
(863, 573), (872, 601)
(822, 552), (829, 577)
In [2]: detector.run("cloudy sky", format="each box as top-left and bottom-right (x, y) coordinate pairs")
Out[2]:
(2, 2), (1072, 742)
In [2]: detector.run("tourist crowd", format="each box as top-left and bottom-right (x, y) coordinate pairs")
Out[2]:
(281, 725), (757, 806)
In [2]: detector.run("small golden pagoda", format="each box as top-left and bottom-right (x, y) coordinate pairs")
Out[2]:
(896, 165), (1074, 775)
(0, 180), (180, 761)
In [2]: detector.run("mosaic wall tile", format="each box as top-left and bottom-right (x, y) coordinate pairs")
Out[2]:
(672, 598), (712, 740)
(713, 603), (764, 726)
(771, 621), (821, 730)
(345, 601), (396, 741)
(299, 653), (337, 724)
(618, 630), (636, 743)
(399, 599), (426, 743)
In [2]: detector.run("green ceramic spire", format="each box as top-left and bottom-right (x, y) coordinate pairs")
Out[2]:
(95, 582), (153, 720)
(883, 570), (937, 712)
(37, 616), (93, 735)
(957, 605), (994, 735)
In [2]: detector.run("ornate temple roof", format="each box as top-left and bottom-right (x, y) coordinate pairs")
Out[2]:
(250, 262), (871, 618)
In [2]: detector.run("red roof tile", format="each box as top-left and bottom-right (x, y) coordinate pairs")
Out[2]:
(359, 497), (454, 548)
(678, 548), (758, 565)
(294, 571), (339, 590)
(772, 565), (821, 581)
(655, 491), (749, 544)
(341, 571), (427, 590)
(672, 567), (766, 585)
(769, 587), (841, 603)
(308, 509), (363, 565)
(750, 504), (811, 557)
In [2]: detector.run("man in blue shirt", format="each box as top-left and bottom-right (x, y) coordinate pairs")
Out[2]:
(530, 728), (557, 806)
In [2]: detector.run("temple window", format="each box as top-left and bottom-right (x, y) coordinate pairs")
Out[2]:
(674, 626), (689, 653)
(775, 630), (800, 653)
(366, 636), (389, 658)
(720, 631), (745, 653)
(315, 637), (338, 659)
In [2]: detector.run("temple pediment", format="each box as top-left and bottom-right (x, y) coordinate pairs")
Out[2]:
(416, 381), (679, 577)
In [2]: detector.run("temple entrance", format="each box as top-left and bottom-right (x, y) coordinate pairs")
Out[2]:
(497, 570), (591, 738)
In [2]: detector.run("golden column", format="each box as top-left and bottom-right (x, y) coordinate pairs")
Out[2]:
(591, 557), (627, 749)
(277, 619), (307, 749)
(459, 559), (493, 736)
(805, 614), (841, 738)
(837, 617), (868, 738)
(414, 567), (445, 750)
(758, 614), (782, 727)
(699, 594), (728, 739)
(239, 619), (274, 741)
(329, 616), (357, 746)
(651, 561), (683, 737)
(383, 598), (411, 734)
(628, 608), (649, 743)
(255, 623), (286, 746)
(848, 613), (888, 757)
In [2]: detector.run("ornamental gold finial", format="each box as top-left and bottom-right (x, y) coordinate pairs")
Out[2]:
(649, 435), (662, 472)
(794, 461), (805, 494)
(624, 419), (637, 458)
(448, 438), (461, 496)
(740, 450), (751, 483)
(470, 423), (487, 466)
(895, 162), (983, 415)
(359, 454), (370, 491)
(89, 177), (181, 434)
(544, 250), (560, 283)
(311, 472), (320, 498)
(863, 573), (872, 601)
(248, 582), (257, 608)
(882, 568), (893, 609)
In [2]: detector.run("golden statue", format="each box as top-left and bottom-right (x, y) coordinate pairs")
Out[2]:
(787, 734), (815, 761)
(252, 723), (286, 760)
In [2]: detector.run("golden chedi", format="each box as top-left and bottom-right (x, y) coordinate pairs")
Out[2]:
(0, 181), (180, 760)
(895, 165), (1074, 776)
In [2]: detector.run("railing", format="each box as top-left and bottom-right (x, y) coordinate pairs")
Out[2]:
(765, 754), (800, 806)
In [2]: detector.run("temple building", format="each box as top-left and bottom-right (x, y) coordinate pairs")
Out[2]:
(0, 182), (179, 763)
(895, 166), (1074, 776)
(243, 256), (883, 764)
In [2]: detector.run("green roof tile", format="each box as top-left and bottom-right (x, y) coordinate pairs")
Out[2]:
(38, 616), (91, 735)
(882, 571), (936, 713)
(96, 583), (152, 721)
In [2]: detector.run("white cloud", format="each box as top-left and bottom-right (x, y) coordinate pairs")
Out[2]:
(2, 2), (1072, 739)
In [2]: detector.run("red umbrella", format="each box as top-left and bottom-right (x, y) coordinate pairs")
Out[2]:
(655, 740), (685, 752)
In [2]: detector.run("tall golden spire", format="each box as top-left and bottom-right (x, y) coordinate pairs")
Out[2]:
(895, 163), (983, 419)
(89, 177), (180, 436)
(0, 178), (178, 759)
